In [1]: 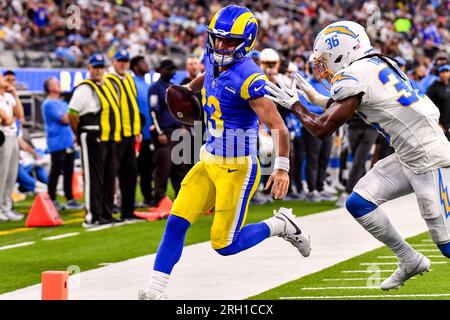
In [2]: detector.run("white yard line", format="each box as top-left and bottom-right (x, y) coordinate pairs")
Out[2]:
(42, 233), (80, 241)
(0, 242), (35, 251)
(85, 225), (115, 232)
(412, 244), (437, 247)
(378, 255), (444, 259)
(342, 270), (396, 273)
(418, 249), (441, 252)
(361, 262), (447, 266)
(323, 278), (380, 281)
(302, 286), (380, 290)
(0, 193), (431, 300)
(281, 293), (450, 300)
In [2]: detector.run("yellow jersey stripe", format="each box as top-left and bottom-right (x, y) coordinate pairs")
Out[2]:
(240, 73), (267, 100)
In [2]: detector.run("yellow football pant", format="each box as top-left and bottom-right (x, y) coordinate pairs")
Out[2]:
(171, 148), (261, 249)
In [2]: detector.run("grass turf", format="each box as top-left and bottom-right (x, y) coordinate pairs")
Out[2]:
(250, 232), (450, 300)
(0, 195), (336, 294)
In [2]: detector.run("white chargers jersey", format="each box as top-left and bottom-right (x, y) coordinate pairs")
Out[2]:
(331, 56), (450, 174)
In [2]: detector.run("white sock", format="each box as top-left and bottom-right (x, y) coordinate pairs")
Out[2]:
(263, 215), (285, 237)
(356, 208), (417, 262)
(147, 270), (170, 294)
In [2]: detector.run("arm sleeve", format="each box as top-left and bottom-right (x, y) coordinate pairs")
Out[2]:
(241, 72), (269, 100)
(300, 96), (324, 115)
(331, 70), (369, 103)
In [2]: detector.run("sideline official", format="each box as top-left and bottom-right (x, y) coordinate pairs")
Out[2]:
(68, 54), (121, 227)
(105, 50), (141, 220)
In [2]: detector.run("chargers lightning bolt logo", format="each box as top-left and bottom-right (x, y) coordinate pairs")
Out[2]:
(439, 169), (450, 219)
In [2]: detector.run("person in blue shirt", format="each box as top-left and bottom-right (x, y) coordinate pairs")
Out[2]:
(41, 77), (83, 211)
(420, 51), (449, 92)
(299, 64), (336, 202)
(395, 56), (426, 96)
(130, 56), (154, 207)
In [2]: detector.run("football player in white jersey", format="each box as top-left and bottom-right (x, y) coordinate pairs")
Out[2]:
(265, 20), (450, 290)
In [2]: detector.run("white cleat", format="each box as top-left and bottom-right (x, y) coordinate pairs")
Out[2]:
(137, 288), (168, 300)
(381, 254), (431, 290)
(274, 207), (311, 257)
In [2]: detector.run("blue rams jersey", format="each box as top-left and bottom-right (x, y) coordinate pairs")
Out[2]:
(202, 54), (268, 157)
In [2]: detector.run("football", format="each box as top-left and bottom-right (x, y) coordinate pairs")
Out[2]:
(165, 84), (202, 125)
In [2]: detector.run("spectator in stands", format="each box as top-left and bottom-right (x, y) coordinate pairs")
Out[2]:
(150, 58), (187, 208)
(427, 64), (450, 141)
(130, 55), (154, 207)
(68, 53), (120, 227)
(0, 73), (23, 221)
(105, 49), (142, 221)
(42, 76), (83, 211)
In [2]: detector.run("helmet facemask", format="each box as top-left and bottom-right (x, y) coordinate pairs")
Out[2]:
(314, 53), (334, 90)
(206, 29), (245, 67)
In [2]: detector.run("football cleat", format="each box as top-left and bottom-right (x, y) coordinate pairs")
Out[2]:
(137, 288), (168, 300)
(381, 253), (431, 290)
(274, 208), (311, 257)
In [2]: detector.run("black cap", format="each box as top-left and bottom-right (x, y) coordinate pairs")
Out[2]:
(157, 59), (177, 72)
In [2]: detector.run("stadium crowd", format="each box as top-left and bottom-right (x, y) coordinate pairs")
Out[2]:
(0, 0), (449, 224)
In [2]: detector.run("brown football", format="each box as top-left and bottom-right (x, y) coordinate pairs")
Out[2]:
(165, 85), (202, 125)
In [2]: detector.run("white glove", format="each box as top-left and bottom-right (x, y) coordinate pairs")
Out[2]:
(294, 73), (329, 108)
(264, 75), (299, 110)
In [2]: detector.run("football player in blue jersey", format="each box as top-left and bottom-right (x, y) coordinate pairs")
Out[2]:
(138, 5), (311, 300)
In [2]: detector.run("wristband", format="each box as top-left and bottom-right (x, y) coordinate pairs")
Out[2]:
(274, 156), (290, 172)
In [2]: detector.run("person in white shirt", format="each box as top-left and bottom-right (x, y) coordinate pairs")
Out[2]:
(0, 74), (24, 221)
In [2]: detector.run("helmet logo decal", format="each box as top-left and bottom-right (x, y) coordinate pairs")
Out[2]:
(323, 26), (359, 38)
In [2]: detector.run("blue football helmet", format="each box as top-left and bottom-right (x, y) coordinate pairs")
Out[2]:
(206, 5), (258, 67)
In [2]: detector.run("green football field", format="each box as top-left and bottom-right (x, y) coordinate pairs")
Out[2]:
(250, 232), (450, 300)
(2, 192), (449, 300)
(0, 193), (336, 294)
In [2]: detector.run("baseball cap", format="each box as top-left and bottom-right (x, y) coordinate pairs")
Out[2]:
(89, 53), (106, 67)
(438, 64), (450, 73)
(113, 49), (130, 61)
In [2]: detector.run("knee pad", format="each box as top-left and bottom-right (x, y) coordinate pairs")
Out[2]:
(438, 242), (450, 258)
(346, 192), (378, 218)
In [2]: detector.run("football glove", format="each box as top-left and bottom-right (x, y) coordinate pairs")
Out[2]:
(264, 75), (299, 110)
(294, 73), (329, 108)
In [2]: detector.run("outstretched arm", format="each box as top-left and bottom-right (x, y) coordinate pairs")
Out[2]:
(250, 96), (290, 200)
(291, 94), (362, 139)
(264, 76), (361, 140)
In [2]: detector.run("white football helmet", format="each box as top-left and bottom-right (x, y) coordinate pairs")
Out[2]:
(313, 21), (373, 88)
